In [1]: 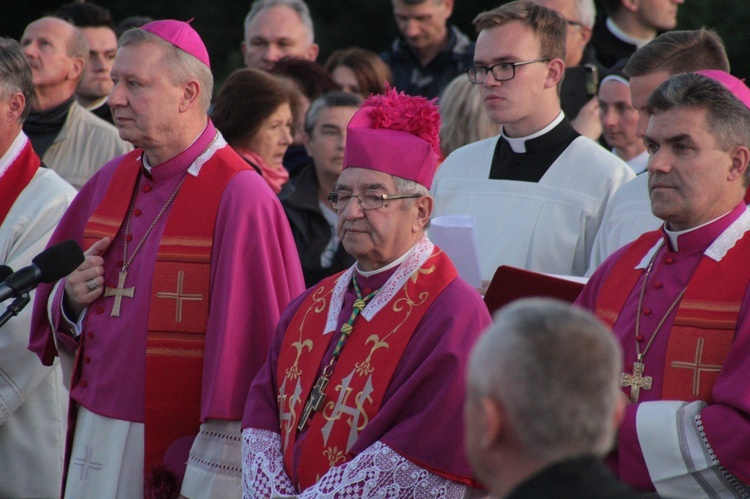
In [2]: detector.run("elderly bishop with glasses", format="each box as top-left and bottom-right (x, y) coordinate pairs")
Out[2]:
(241, 86), (492, 497)
(432, 0), (633, 285)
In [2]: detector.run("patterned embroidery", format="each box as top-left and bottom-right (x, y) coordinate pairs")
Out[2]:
(241, 428), (297, 498)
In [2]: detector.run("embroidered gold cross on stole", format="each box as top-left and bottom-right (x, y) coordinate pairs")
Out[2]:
(104, 270), (135, 317)
(621, 360), (652, 404)
(298, 375), (329, 431)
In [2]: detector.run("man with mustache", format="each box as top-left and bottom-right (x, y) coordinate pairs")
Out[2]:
(576, 71), (750, 496)
(431, 1), (632, 285)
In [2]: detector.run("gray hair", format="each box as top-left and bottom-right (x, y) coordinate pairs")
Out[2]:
(573, 0), (596, 28)
(304, 90), (362, 136)
(647, 73), (750, 186)
(118, 28), (213, 113)
(0, 37), (33, 121)
(468, 298), (622, 462)
(244, 0), (315, 44)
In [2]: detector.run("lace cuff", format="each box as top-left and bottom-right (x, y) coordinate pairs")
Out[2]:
(298, 440), (467, 498)
(242, 428), (297, 499)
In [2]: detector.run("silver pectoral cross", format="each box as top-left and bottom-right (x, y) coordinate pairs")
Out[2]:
(104, 270), (135, 317)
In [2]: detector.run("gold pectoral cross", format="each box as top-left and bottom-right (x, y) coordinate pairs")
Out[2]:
(104, 270), (135, 317)
(298, 374), (329, 431)
(621, 360), (653, 404)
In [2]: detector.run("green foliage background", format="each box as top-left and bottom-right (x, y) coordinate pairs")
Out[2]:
(4, 1), (749, 96)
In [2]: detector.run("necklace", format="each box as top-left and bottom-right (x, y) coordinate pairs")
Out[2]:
(297, 273), (380, 431)
(621, 242), (687, 403)
(104, 171), (187, 317)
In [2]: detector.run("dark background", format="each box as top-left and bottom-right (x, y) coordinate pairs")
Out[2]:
(4, 1), (749, 95)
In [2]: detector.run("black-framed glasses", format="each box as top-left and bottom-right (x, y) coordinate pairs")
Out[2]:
(466, 57), (551, 84)
(328, 191), (422, 210)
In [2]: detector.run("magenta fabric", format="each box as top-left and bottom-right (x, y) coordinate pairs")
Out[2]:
(29, 119), (305, 423)
(343, 99), (439, 190)
(575, 202), (750, 490)
(141, 19), (210, 69)
(696, 69), (750, 109)
(243, 260), (491, 487)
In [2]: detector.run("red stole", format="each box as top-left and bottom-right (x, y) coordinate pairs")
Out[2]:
(595, 229), (750, 402)
(277, 248), (457, 490)
(81, 146), (245, 476)
(0, 139), (40, 226)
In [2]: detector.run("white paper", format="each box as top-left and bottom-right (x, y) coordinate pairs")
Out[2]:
(429, 215), (483, 288)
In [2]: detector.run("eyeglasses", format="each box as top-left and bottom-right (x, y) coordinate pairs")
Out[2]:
(328, 191), (422, 210)
(466, 57), (551, 84)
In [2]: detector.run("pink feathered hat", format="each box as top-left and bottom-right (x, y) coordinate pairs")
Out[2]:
(141, 19), (210, 69)
(695, 70), (750, 109)
(343, 85), (441, 189)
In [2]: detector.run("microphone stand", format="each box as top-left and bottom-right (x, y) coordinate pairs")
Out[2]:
(0, 290), (31, 328)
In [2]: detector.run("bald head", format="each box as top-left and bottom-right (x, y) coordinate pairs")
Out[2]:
(20, 17), (87, 110)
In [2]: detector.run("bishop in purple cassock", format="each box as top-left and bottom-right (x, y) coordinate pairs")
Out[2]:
(241, 86), (492, 497)
(577, 71), (750, 496)
(29, 20), (304, 498)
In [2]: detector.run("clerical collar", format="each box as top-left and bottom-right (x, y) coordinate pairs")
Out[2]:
(356, 243), (415, 277)
(664, 209), (736, 252)
(84, 96), (109, 112)
(141, 120), (212, 179)
(0, 131), (27, 179)
(606, 17), (652, 49)
(503, 112), (565, 153)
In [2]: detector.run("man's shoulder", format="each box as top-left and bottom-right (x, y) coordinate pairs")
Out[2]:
(27, 167), (77, 200)
(434, 136), (500, 182)
(562, 137), (634, 178)
(67, 102), (120, 136)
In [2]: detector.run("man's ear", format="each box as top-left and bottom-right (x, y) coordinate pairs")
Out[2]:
(480, 397), (504, 449)
(728, 145), (750, 183)
(414, 195), (433, 232)
(545, 58), (565, 89)
(6, 92), (25, 121)
(179, 79), (201, 112)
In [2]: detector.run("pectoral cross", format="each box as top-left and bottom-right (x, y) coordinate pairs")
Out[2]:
(298, 375), (329, 431)
(621, 360), (652, 404)
(104, 270), (135, 317)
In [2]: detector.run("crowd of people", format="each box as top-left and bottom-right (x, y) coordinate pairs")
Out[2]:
(2, 0), (748, 497)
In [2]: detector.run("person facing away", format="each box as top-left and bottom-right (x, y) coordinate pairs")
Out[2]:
(466, 298), (651, 499)
(19, 16), (132, 190)
(0, 36), (77, 499)
(281, 91), (362, 288)
(29, 19), (305, 498)
(381, 0), (475, 99)
(431, 0), (633, 286)
(241, 0), (319, 71)
(576, 71), (750, 496)
(54, 1), (118, 124)
(242, 86), (492, 497)
(586, 28), (731, 273)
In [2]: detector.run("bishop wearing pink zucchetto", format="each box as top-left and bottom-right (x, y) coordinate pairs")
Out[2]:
(29, 19), (305, 497)
(241, 85), (492, 497)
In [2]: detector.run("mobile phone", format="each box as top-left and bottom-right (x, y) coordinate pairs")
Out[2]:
(583, 64), (599, 98)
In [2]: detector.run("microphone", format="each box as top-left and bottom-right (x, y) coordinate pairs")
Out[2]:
(0, 240), (84, 303)
(0, 265), (12, 283)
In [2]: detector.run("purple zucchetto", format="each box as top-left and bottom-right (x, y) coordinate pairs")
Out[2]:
(695, 70), (750, 110)
(141, 19), (210, 69)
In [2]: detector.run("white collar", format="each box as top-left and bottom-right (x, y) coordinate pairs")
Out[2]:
(606, 17), (653, 49)
(503, 112), (565, 153)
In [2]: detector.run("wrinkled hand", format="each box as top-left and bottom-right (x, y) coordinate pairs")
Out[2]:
(63, 237), (111, 321)
(570, 97), (602, 141)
